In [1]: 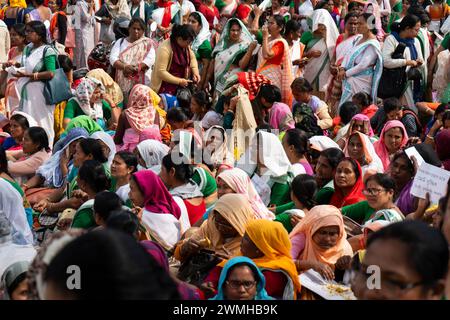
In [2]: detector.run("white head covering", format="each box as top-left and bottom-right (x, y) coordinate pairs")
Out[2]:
(0, 261), (30, 300)
(309, 136), (341, 152)
(136, 139), (170, 174)
(90, 131), (116, 167)
(344, 133), (384, 174)
(191, 11), (211, 52)
(11, 111), (38, 127)
(237, 131), (291, 179)
(311, 9), (339, 60)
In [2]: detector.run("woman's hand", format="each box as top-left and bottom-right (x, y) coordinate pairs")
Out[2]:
(335, 255), (352, 270)
(123, 64), (136, 77)
(131, 206), (143, 221)
(56, 218), (72, 231)
(198, 282), (216, 299)
(312, 261), (335, 280)
(72, 190), (89, 202)
(102, 17), (112, 25)
(406, 60), (419, 67)
(261, 24), (269, 39)
(337, 68), (346, 80)
(181, 238), (203, 257)
(179, 78), (192, 87)
(290, 215), (303, 228)
(430, 119), (442, 133)
(33, 199), (49, 212)
(307, 50), (322, 59)
(253, 6), (263, 17)
(407, 193), (431, 220)
(249, 40), (258, 52)
(192, 73), (201, 84)
(14, 71), (31, 78)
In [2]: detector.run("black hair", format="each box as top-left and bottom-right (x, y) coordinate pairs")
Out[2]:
(170, 24), (196, 42)
(344, 12), (360, 24)
(26, 21), (48, 44)
(339, 157), (361, 180)
(320, 147), (345, 169)
(348, 1), (363, 12)
(192, 90), (211, 112)
(291, 174), (318, 209)
(7, 272), (27, 298)
(360, 13), (378, 35)
(352, 92), (371, 108)
(228, 18), (242, 31)
(94, 191), (123, 222)
(442, 110), (450, 123)
(258, 84), (282, 104)
(256, 123), (274, 132)
(105, 209), (140, 239)
(44, 229), (180, 299)
(284, 128), (308, 156)
(339, 102), (360, 124)
(291, 77), (313, 93)
(33, 0), (45, 5)
(367, 220), (449, 292)
(162, 153), (194, 183)
(434, 103), (450, 120)
(166, 107), (188, 123)
(78, 160), (111, 193)
(78, 138), (108, 163)
(383, 97), (402, 114)
(115, 150), (138, 173)
(391, 14), (420, 32)
(392, 151), (415, 175)
(26, 127), (50, 152)
(284, 19), (301, 36)
(58, 55), (73, 73)
(189, 12), (202, 25)
(272, 15), (286, 32)
(11, 23), (26, 38)
(10, 113), (30, 130)
(365, 173), (396, 191)
(407, 5), (431, 25)
(0, 148), (8, 174)
(414, 143), (442, 167)
(129, 17), (147, 32)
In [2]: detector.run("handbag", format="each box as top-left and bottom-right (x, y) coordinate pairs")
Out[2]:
(42, 45), (73, 105)
(177, 249), (222, 285)
(377, 43), (407, 99)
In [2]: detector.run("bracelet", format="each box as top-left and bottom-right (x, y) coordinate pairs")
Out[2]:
(33, 73), (38, 81)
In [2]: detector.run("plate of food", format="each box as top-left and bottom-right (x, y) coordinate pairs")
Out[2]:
(299, 269), (356, 300)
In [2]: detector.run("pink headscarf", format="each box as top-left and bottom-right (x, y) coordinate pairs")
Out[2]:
(133, 170), (181, 219)
(373, 120), (408, 171)
(269, 102), (295, 131)
(139, 126), (162, 143)
(350, 114), (374, 137)
(125, 85), (157, 134)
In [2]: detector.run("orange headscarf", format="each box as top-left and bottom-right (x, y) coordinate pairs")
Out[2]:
(289, 205), (353, 268)
(246, 220), (301, 299)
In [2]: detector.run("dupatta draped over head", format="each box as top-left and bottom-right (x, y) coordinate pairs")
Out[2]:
(245, 219), (301, 299)
(329, 157), (365, 208)
(86, 68), (124, 106)
(210, 256), (274, 300)
(373, 120), (408, 171)
(191, 11), (211, 52)
(289, 205), (353, 267)
(344, 132), (383, 174)
(125, 84), (157, 134)
(133, 170), (181, 219)
(136, 139), (170, 172)
(217, 168), (274, 220)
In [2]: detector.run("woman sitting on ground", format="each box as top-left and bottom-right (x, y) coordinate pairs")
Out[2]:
(110, 151), (137, 206)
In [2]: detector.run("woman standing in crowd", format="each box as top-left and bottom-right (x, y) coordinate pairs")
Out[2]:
(188, 11), (211, 89)
(284, 19), (304, 79)
(15, 21), (57, 147)
(73, 0), (95, 69)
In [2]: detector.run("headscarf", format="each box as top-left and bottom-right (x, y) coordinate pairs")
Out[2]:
(289, 205), (353, 268)
(191, 11), (211, 52)
(311, 9), (339, 60)
(362, 220), (391, 244)
(0, 180), (33, 245)
(373, 120), (408, 171)
(329, 157), (365, 208)
(90, 131), (116, 167)
(8, 0), (27, 8)
(217, 168), (274, 220)
(139, 127), (162, 142)
(11, 111), (38, 127)
(86, 69), (124, 106)
(61, 116), (103, 138)
(237, 131), (291, 181)
(435, 129), (450, 171)
(73, 77), (106, 119)
(203, 125), (234, 168)
(344, 132), (383, 174)
(245, 220), (301, 299)
(309, 136), (341, 152)
(133, 170), (181, 219)
(125, 84), (157, 134)
(349, 114), (374, 137)
(1, 261), (30, 300)
(194, 194), (254, 256)
(26, 230), (86, 300)
(364, 2), (385, 42)
(212, 18), (253, 56)
(37, 127), (89, 188)
(105, 0), (131, 19)
(136, 139), (170, 173)
(210, 256), (274, 300)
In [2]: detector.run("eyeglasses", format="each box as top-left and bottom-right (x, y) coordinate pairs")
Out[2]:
(226, 280), (257, 290)
(362, 188), (386, 196)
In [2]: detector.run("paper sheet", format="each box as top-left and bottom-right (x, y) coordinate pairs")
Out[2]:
(411, 162), (450, 203)
(404, 146), (425, 168)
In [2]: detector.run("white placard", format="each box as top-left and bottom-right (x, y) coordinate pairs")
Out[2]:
(404, 146), (425, 167)
(411, 162), (450, 203)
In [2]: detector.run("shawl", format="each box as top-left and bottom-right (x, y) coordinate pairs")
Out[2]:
(344, 132), (383, 173)
(105, 0), (131, 19)
(73, 77), (105, 120)
(136, 139), (170, 170)
(329, 157), (365, 208)
(90, 131), (116, 167)
(311, 9), (339, 60)
(245, 219), (301, 298)
(350, 114), (374, 137)
(289, 205), (353, 268)
(435, 129), (450, 171)
(86, 68), (124, 106)
(125, 84), (157, 134)
(129, 0), (146, 21)
(309, 136), (341, 152)
(373, 120), (408, 171)
(217, 168), (274, 220)
(170, 182), (204, 199)
(191, 11), (211, 52)
(0, 261), (30, 300)
(133, 169), (182, 219)
(391, 31), (417, 60)
(269, 102), (295, 131)
(203, 125), (234, 168)
(236, 72), (271, 101)
(210, 256), (274, 300)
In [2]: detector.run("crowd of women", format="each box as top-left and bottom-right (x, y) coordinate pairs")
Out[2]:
(0, 0), (450, 301)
